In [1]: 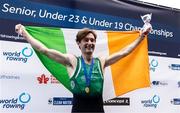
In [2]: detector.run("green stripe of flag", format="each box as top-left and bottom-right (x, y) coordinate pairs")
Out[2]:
(25, 26), (71, 91)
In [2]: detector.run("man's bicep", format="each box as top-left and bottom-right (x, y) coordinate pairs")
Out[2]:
(45, 49), (72, 66)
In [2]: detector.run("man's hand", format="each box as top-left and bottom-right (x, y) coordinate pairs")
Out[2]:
(140, 23), (152, 36)
(15, 24), (25, 36)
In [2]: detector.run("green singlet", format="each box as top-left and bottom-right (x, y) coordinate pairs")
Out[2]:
(70, 56), (104, 96)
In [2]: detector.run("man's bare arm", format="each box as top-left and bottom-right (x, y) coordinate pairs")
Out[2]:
(15, 24), (73, 67)
(104, 32), (145, 68)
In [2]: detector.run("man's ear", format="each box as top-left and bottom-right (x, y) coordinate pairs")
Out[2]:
(76, 41), (79, 44)
(76, 41), (81, 49)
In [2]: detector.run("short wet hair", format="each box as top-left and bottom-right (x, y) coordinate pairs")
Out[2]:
(76, 28), (97, 42)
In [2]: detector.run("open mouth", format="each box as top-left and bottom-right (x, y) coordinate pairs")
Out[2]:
(85, 45), (94, 51)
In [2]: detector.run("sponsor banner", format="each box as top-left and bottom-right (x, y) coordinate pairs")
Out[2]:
(0, 0), (180, 58)
(149, 56), (180, 78)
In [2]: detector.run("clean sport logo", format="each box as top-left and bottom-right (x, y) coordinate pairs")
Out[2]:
(3, 47), (33, 63)
(0, 92), (31, 110)
(48, 97), (72, 105)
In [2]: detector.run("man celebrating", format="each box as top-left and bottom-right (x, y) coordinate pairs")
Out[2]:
(15, 22), (151, 112)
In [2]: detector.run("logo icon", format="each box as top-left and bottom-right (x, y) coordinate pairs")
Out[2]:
(21, 47), (33, 57)
(48, 98), (53, 104)
(19, 92), (31, 103)
(150, 59), (158, 72)
(152, 81), (159, 85)
(37, 74), (49, 84)
(141, 95), (160, 108)
(152, 95), (160, 104)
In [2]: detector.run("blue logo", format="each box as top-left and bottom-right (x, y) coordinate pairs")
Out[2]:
(152, 81), (160, 85)
(3, 47), (33, 63)
(152, 95), (160, 104)
(150, 59), (158, 72)
(21, 47), (33, 57)
(19, 93), (31, 103)
(141, 95), (160, 108)
(169, 64), (180, 71)
(178, 81), (180, 88)
(0, 92), (31, 110)
(48, 97), (72, 105)
(171, 98), (180, 105)
(152, 81), (168, 86)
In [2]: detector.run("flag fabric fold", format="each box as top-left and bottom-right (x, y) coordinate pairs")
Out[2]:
(25, 26), (150, 100)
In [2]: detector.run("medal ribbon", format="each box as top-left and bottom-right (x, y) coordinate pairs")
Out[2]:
(81, 56), (94, 87)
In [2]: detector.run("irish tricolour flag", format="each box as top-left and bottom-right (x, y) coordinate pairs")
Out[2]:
(25, 26), (150, 100)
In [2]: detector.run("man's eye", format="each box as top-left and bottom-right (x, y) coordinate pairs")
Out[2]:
(90, 39), (95, 42)
(83, 38), (95, 42)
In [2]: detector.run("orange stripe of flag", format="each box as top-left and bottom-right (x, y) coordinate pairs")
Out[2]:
(107, 31), (150, 96)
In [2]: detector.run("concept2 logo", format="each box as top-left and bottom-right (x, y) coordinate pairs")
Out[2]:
(3, 47), (33, 63)
(0, 92), (31, 110)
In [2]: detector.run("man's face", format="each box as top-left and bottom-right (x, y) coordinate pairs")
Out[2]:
(78, 33), (96, 55)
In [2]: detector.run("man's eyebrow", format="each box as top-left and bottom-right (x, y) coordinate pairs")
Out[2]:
(85, 36), (95, 38)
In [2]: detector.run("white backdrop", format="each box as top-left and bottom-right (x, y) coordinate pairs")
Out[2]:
(0, 0), (180, 113)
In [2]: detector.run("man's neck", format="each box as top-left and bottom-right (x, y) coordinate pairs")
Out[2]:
(82, 54), (93, 64)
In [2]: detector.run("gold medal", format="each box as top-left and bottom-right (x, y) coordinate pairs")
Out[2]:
(85, 87), (90, 93)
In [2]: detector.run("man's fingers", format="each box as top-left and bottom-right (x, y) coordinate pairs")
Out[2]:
(15, 24), (24, 35)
